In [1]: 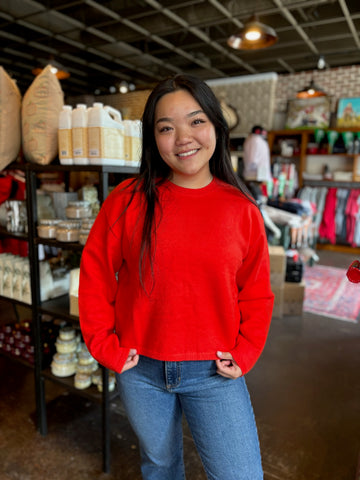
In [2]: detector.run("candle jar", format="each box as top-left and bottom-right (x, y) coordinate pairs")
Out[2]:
(55, 220), (81, 242)
(65, 201), (92, 219)
(37, 219), (61, 238)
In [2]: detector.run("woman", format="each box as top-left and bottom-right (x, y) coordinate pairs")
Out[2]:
(79, 74), (274, 479)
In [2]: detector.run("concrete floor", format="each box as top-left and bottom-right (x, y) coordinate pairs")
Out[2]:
(0, 250), (359, 480)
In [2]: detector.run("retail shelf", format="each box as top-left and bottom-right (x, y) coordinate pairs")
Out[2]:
(303, 179), (360, 188)
(2, 161), (27, 171)
(316, 243), (360, 255)
(39, 295), (78, 322)
(42, 367), (118, 404)
(3, 160), (139, 175)
(0, 161), (138, 474)
(35, 237), (84, 251)
(305, 153), (356, 156)
(0, 294), (32, 309)
(0, 349), (34, 369)
(0, 226), (28, 241)
(22, 162), (139, 175)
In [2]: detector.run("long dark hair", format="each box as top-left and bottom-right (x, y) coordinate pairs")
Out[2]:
(131, 73), (254, 285)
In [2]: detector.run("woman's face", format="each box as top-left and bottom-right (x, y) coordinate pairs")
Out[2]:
(154, 89), (216, 188)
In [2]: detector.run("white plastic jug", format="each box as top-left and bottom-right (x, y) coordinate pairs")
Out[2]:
(72, 104), (89, 164)
(88, 103), (125, 165)
(131, 120), (142, 166)
(58, 105), (73, 165)
(123, 120), (142, 166)
(123, 120), (132, 164)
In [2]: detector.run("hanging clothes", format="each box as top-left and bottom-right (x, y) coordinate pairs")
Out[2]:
(345, 189), (360, 246)
(335, 188), (350, 242)
(353, 193), (360, 246)
(319, 187), (337, 244)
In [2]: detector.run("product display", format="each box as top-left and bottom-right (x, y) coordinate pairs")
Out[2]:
(59, 326), (76, 341)
(65, 201), (92, 219)
(55, 220), (81, 242)
(76, 362), (98, 375)
(92, 369), (116, 393)
(72, 104), (88, 165)
(88, 102), (125, 165)
(5, 200), (27, 233)
(0, 321), (33, 363)
(37, 219), (62, 239)
(58, 105), (73, 165)
(79, 218), (95, 245)
(74, 372), (92, 389)
(51, 352), (77, 377)
(0, 253), (30, 303)
(59, 102), (142, 167)
(77, 348), (95, 366)
(79, 228), (91, 245)
(55, 337), (77, 354)
(0, 319), (60, 367)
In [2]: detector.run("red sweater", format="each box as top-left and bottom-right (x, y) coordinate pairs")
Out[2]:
(79, 177), (274, 375)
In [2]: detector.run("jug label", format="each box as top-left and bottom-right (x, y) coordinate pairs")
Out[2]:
(72, 127), (88, 157)
(58, 129), (72, 159)
(88, 126), (125, 160)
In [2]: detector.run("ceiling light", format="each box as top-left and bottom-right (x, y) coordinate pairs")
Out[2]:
(227, 15), (278, 50)
(317, 55), (326, 70)
(296, 79), (327, 99)
(119, 81), (129, 94)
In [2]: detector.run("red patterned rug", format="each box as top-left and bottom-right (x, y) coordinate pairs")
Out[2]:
(303, 265), (360, 323)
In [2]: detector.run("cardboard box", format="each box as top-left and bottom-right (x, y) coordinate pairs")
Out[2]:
(283, 280), (305, 316)
(271, 284), (284, 319)
(268, 245), (286, 286)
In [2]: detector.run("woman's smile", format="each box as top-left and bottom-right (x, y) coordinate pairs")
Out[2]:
(177, 148), (199, 157)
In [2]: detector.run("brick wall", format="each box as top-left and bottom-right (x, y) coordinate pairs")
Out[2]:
(276, 65), (360, 115)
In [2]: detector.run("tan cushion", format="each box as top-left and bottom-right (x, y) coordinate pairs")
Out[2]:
(0, 67), (21, 170)
(22, 65), (64, 164)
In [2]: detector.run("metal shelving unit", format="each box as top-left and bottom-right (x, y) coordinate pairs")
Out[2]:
(1, 161), (138, 473)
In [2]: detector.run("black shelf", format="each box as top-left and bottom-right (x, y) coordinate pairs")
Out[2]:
(0, 162), (138, 474)
(39, 295), (78, 322)
(3, 160), (139, 175)
(24, 162), (139, 174)
(0, 349), (34, 369)
(0, 294), (32, 309)
(303, 179), (360, 188)
(35, 237), (84, 251)
(42, 368), (118, 404)
(0, 226), (28, 241)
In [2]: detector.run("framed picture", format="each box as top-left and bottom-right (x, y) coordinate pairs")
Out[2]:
(285, 96), (331, 129)
(337, 97), (360, 127)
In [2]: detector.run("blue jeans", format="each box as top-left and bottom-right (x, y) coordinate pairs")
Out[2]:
(115, 356), (263, 480)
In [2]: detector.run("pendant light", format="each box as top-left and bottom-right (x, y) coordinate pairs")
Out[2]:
(32, 60), (70, 80)
(296, 78), (326, 99)
(227, 14), (278, 50)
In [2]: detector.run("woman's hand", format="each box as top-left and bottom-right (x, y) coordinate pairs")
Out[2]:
(121, 348), (140, 373)
(216, 351), (243, 379)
